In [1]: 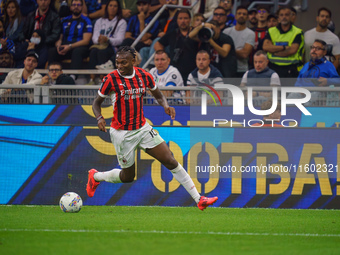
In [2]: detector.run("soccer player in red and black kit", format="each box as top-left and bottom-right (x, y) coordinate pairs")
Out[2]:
(87, 46), (218, 210)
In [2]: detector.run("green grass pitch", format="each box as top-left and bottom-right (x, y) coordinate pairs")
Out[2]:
(1, 205), (339, 255)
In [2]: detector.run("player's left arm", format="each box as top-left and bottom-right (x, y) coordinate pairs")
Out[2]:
(150, 87), (176, 120)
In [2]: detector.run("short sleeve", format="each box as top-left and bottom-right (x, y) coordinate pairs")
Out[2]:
(98, 75), (114, 97)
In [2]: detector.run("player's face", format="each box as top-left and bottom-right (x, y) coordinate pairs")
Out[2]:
(317, 10), (331, 29)
(24, 56), (38, 73)
(116, 53), (135, 76)
(196, 52), (210, 71)
(310, 42), (326, 61)
(154, 53), (170, 73)
(254, 54), (268, 72)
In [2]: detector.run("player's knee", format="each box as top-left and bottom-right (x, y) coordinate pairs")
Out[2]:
(163, 155), (178, 170)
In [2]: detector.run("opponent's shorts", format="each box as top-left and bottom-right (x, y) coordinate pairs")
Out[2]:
(110, 122), (164, 168)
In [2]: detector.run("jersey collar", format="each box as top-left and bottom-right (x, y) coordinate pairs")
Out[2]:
(118, 68), (136, 79)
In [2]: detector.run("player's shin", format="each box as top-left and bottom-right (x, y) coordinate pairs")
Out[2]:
(94, 169), (122, 183)
(170, 163), (201, 203)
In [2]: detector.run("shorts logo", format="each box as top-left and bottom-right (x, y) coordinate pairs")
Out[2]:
(172, 74), (177, 79)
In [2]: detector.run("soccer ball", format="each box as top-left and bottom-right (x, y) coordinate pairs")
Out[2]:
(59, 192), (83, 213)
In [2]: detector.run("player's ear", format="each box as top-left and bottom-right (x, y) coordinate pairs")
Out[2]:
(131, 56), (136, 65)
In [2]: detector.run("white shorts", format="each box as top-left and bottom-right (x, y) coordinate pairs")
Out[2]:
(110, 122), (164, 168)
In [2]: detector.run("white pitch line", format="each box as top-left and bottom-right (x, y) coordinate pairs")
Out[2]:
(1, 229), (340, 237)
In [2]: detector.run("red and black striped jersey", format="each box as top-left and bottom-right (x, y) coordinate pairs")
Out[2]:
(98, 67), (157, 130)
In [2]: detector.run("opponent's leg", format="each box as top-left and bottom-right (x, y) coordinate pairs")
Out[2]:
(146, 142), (218, 210)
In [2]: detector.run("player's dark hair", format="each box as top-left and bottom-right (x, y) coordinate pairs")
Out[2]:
(117, 46), (137, 59)
(317, 7), (332, 18)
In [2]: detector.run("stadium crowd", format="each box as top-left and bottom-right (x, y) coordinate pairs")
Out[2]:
(0, 0), (339, 105)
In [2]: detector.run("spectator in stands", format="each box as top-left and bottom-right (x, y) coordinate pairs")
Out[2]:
(191, 13), (205, 28)
(19, 0), (37, 17)
(3, 0), (23, 43)
(48, 0), (93, 76)
(248, 5), (269, 69)
(191, 0), (219, 20)
(149, 50), (185, 103)
(290, 39), (339, 105)
(54, 0), (72, 18)
(18, 0), (61, 49)
(187, 50), (223, 104)
(121, 0), (159, 52)
(290, 6), (297, 24)
(247, 8), (257, 29)
(89, 0), (126, 70)
(139, 0), (179, 68)
(240, 50), (280, 106)
(41, 61), (76, 85)
(189, 20), (237, 77)
(154, 9), (199, 85)
(212, 6), (228, 31)
(304, 7), (340, 71)
(223, 6), (255, 77)
(0, 50), (14, 83)
(0, 18), (15, 54)
(263, 7), (304, 80)
(251, 100), (282, 127)
(218, 0), (235, 28)
(15, 29), (48, 68)
(82, 0), (107, 20)
(119, 0), (137, 19)
(267, 14), (277, 28)
(0, 51), (42, 103)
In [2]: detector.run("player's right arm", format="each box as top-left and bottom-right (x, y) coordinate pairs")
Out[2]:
(92, 95), (107, 132)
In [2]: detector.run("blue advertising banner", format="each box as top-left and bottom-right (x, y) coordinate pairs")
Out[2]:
(1, 124), (339, 208)
(1, 105), (340, 208)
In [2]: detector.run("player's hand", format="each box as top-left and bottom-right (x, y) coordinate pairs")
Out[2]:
(165, 106), (176, 120)
(97, 118), (107, 132)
